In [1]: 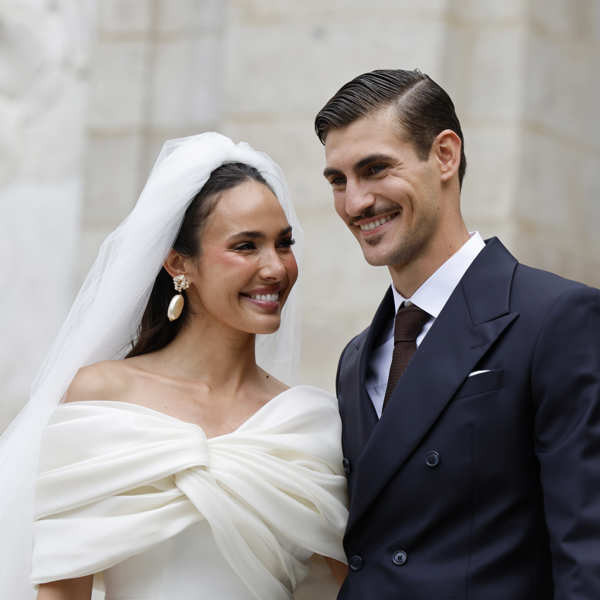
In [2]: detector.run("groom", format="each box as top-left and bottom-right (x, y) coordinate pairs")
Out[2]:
(315, 69), (600, 599)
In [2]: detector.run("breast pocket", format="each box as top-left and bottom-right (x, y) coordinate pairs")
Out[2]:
(454, 368), (503, 399)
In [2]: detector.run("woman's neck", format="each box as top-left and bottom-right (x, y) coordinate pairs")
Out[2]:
(145, 312), (261, 394)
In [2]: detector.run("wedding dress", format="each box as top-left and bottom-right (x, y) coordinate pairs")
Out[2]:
(32, 385), (348, 600)
(0, 132), (345, 599)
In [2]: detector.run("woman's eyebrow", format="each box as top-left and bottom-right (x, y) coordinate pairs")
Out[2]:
(227, 226), (292, 241)
(228, 230), (264, 241)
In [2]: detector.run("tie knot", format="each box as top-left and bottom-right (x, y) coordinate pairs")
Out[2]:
(394, 304), (430, 343)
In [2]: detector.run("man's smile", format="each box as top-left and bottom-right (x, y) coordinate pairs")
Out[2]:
(351, 210), (401, 237)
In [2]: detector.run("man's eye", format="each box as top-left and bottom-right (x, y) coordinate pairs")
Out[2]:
(233, 242), (256, 251)
(366, 164), (386, 176)
(330, 177), (345, 187)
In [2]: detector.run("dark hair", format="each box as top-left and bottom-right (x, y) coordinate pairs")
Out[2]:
(127, 162), (270, 357)
(315, 69), (467, 187)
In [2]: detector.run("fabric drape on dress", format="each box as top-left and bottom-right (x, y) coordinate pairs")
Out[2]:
(33, 386), (348, 600)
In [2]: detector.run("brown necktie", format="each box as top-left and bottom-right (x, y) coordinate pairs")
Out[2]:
(382, 303), (431, 410)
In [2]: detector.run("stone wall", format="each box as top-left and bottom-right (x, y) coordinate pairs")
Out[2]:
(0, 0), (94, 427)
(80, 0), (226, 279)
(443, 0), (600, 284)
(516, 0), (600, 281)
(2, 0), (599, 427)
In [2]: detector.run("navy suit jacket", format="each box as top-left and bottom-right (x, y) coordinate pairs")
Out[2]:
(336, 238), (600, 600)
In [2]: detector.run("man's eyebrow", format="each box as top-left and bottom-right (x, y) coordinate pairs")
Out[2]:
(323, 166), (343, 179)
(323, 154), (395, 179)
(354, 153), (394, 171)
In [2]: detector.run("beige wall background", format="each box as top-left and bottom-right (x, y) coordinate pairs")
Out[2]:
(2, 0), (600, 434)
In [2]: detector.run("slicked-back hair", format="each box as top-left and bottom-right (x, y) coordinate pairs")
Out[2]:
(314, 69), (467, 187)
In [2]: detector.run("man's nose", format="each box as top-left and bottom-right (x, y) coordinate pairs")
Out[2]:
(344, 180), (373, 218)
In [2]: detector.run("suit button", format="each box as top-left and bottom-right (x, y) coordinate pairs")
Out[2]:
(392, 550), (408, 566)
(425, 450), (440, 468)
(349, 554), (363, 571)
(343, 457), (352, 475)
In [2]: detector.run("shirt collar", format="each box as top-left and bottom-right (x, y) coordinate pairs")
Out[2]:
(392, 232), (485, 317)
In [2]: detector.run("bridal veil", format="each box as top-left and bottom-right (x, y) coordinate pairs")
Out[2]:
(0, 133), (304, 598)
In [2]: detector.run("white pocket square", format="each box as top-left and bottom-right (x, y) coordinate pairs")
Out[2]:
(468, 369), (491, 377)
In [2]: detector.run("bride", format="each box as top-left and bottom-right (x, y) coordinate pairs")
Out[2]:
(0, 133), (348, 599)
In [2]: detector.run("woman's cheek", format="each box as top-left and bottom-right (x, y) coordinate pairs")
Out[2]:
(288, 256), (298, 287)
(284, 254), (298, 295)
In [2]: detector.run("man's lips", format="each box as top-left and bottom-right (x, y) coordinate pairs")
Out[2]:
(352, 211), (401, 235)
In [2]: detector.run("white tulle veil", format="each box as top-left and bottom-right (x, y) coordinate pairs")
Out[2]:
(0, 132), (304, 598)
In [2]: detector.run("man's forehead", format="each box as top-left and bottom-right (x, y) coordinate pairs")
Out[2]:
(324, 112), (406, 170)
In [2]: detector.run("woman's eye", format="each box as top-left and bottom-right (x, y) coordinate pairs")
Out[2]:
(278, 237), (296, 249)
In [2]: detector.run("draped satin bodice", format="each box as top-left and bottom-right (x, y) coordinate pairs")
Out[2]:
(32, 386), (348, 600)
(103, 521), (254, 599)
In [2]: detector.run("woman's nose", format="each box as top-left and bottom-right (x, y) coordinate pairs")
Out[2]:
(259, 249), (286, 280)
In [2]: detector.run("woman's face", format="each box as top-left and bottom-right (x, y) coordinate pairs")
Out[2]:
(187, 179), (298, 335)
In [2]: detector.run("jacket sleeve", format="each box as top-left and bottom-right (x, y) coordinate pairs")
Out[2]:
(532, 284), (600, 599)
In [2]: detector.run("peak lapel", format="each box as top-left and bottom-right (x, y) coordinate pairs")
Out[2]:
(344, 288), (394, 449)
(347, 238), (519, 532)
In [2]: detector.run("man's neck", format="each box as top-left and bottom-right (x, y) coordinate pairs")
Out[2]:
(389, 227), (470, 298)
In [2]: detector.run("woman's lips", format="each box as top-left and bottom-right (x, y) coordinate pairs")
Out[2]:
(240, 288), (282, 313)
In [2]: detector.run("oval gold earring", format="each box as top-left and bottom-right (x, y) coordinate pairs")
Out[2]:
(167, 274), (190, 321)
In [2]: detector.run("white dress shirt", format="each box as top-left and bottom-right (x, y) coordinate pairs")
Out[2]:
(366, 232), (486, 418)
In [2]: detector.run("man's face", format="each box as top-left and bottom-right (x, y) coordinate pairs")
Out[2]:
(323, 105), (442, 269)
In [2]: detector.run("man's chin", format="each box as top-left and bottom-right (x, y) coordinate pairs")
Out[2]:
(359, 237), (384, 264)
(362, 250), (392, 267)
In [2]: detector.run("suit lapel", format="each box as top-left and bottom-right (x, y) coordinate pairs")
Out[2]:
(344, 288), (394, 452)
(347, 238), (519, 531)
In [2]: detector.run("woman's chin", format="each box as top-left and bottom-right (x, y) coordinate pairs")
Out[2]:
(253, 320), (281, 335)
(246, 313), (282, 335)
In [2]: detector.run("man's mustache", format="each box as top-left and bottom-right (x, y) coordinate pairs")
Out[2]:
(349, 205), (400, 227)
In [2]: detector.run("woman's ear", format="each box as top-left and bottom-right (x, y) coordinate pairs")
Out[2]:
(163, 249), (187, 279)
(433, 129), (461, 183)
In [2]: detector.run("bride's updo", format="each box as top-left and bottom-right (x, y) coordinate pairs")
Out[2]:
(127, 161), (271, 357)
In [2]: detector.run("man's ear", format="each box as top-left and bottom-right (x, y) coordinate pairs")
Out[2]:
(163, 249), (187, 279)
(432, 129), (461, 183)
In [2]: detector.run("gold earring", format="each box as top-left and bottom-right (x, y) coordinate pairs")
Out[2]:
(167, 274), (190, 321)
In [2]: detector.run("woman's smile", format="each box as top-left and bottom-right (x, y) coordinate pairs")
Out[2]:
(240, 285), (283, 313)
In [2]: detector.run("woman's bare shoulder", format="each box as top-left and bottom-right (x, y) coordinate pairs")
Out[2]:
(63, 360), (131, 403)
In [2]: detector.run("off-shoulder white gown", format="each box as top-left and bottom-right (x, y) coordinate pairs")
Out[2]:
(32, 386), (348, 600)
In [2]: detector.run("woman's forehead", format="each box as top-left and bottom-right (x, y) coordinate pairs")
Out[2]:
(206, 180), (289, 234)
